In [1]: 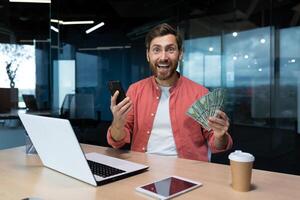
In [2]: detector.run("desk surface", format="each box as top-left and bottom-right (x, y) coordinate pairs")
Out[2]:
(0, 145), (299, 200)
(0, 109), (53, 119)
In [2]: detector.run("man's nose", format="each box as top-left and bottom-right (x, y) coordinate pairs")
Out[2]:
(159, 50), (168, 60)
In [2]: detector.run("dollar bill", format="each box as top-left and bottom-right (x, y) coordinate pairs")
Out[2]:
(186, 88), (226, 131)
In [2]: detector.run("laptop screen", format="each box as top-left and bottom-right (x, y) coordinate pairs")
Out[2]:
(19, 113), (97, 186)
(22, 94), (38, 111)
(18, 113), (148, 186)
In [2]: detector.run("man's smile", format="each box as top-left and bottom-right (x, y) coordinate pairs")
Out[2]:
(157, 63), (170, 69)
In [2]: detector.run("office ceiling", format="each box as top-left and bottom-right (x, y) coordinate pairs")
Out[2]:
(0, 0), (299, 45)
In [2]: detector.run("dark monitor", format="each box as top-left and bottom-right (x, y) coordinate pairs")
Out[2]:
(22, 94), (38, 111)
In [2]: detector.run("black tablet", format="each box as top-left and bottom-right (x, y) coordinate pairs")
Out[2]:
(136, 176), (202, 199)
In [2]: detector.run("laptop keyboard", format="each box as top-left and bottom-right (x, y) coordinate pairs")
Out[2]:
(87, 160), (125, 178)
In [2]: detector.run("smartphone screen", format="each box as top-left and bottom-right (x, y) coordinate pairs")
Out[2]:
(108, 80), (126, 104)
(136, 176), (201, 199)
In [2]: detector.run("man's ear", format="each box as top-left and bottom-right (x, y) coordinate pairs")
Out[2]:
(179, 50), (183, 61)
(146, 50), (150, 62)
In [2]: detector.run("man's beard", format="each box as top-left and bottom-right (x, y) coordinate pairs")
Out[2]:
(150, 61), (179, 81)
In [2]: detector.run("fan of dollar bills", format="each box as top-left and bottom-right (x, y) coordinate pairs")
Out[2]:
(186, 88), (226, 131)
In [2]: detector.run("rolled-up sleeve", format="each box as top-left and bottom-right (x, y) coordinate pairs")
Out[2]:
(207, 131), (233, 153)
(107, 126), (130, 148)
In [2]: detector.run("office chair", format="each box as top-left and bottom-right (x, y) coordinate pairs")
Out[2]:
(69, 93), (97, 120)
(60, 94), (75, 119)
(60, 93), (98, 143)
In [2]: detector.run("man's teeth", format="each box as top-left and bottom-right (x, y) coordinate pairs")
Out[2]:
(158, 64), (169, 68)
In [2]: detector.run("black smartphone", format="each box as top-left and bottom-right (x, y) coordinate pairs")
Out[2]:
(108, 80), (126, 104)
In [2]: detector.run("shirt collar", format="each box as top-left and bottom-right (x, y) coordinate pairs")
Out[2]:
(151, 72), (182, 92)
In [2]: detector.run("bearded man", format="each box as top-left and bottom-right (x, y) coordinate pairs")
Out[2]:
(107, 23), (232, 162)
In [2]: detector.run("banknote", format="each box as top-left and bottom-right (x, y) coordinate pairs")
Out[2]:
(186, 88), (226, 131)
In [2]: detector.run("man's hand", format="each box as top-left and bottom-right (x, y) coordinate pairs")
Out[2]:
(110, 91), (132, 141)
(208, 110), (230, 149)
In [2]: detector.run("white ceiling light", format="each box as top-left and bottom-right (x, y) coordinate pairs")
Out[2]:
(50, 19), (59, 23)
(288, 59), (296, 63)
(19, 39), (50, 43)
(260, 38), (266, 44)
(86, 22), (105, 34)
(78, 45), (131, 51)
(62, 21), (94, 25)
(50, 19), (63, 24)
(51, 26), (59, 33)
(9, 0), (50, 3)
(50, 19), (94, 25)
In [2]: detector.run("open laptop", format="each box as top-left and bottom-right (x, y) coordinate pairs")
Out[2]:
(18, 113), (148, 186)
(22, 94), (38, 111)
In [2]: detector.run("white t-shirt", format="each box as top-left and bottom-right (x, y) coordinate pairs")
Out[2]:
(147, 86), (178, 156)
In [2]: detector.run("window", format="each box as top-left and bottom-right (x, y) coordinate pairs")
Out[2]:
(182, 36), (221, 87)
(0, 43), (36, 107)
(182, 27), (273, 126)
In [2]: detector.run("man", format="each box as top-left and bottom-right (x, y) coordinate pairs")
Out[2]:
(107, 23), (232, 161)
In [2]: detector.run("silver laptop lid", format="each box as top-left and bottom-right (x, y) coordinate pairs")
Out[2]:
(19, 113), (97, 186)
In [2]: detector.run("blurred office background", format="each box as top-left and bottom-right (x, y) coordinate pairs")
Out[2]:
(0, 0), (299, 175)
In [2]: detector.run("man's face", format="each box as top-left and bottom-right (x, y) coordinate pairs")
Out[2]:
(147, 34), (182, 84)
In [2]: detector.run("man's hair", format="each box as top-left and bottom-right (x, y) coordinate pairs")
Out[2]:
(145, 23), (183, 51)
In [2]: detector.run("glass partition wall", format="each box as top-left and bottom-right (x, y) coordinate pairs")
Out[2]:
(48, 0), (299, 175)
(50, 0), (150, 121)
(179, 1), (300, 175)
(1, 0), (299, 175)
(0, 1), (50, 110)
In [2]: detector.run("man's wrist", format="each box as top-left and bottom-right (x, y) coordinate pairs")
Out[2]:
(111, 120), (123, 130)
(110, 123), (125, 142)
(214, 132), (228, 149)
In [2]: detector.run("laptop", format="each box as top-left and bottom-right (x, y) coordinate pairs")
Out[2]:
(22, 94), (38, 111)
(18, 113), (148, 186)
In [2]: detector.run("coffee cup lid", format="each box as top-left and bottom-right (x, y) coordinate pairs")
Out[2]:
(228, 150), (255, 162)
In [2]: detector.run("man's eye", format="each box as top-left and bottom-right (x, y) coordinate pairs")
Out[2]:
(167, 48), (176, 53)
(152, 48), (161, 54)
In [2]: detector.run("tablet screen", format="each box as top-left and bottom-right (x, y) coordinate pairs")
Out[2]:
(140, 176), (197, 197)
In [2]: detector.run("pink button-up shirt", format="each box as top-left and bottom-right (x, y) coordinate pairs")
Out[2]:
(107, 74), (232, 161)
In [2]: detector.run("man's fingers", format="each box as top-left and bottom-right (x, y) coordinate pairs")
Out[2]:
(117, 97), (130, 108)
(215, 110), (228, 121)
(120, 103), (132, 120)
(111, 90), (119, 107)
(208, 110), (230, 135)
(209, 116), (225, 126)
(209, 121), (228, 132)
(118, 100), (132, 115)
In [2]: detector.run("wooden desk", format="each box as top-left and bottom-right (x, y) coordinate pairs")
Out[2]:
(0, 109), (53, 119)
(0, 109), (24, 119)
(0, 145), (299, 200)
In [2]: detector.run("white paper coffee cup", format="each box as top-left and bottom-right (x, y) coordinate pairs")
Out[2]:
(228, 150), (255, 192)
